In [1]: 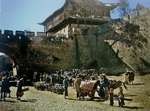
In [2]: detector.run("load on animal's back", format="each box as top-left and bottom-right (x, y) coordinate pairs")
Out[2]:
(79, 80), (100, 100)
(80, 81), (95, 92)
(74, 78), (100, 100)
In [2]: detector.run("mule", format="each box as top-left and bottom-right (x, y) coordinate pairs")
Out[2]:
(108, 80), (127, 89)
(79, 80), (100, 100)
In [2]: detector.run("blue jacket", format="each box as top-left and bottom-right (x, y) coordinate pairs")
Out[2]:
(63, 79), (68, 88)
(102, 77), (109, 88)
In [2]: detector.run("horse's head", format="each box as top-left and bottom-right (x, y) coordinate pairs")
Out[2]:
(96, 80), (100, 86)
(116, 81), (122, 87)
(117, 81), (127, 89)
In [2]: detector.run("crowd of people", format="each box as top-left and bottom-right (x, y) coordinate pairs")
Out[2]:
(0, 68), (126, 108)
(33, 68), (126, 107)
(60, 68), (125, 107)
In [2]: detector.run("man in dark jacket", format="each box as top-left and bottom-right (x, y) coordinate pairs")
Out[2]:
(1, 77), (7, 101)
(101, 74), (109, 99)
(63, 76), (69, 99)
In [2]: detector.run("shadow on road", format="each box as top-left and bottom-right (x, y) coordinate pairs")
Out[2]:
(1, 100), (16, 103)
(124, 98), (133, 101)
(67, 97), (105, 102)
(123, 106), (144, 110)
(131, 82), (145, 85)
(20, 99), (37, 103)
(67, 98), (78, 101)
(96, 99), (105, 102)
(124, 94), (137, 97)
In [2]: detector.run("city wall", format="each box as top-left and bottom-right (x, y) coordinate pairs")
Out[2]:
(0, 7), (150, 74)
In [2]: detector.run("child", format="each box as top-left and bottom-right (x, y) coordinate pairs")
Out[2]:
(118, 86), (125, 107)
(108, 88), (114, 106)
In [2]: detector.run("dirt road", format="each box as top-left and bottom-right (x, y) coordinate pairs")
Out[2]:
(0, 74), (149, 111)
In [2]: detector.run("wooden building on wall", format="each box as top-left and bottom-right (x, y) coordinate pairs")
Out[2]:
(39, 0), (119, 38)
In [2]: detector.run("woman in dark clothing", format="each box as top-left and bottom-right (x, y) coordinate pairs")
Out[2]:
(16, 78), (24, 100)
(5, 77), (11, 97)
(1, 77), (7, 101)
(1, 76), (11, 101)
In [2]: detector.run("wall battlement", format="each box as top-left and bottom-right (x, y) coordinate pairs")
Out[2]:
(0, 30), (66, 38)
(0, 30), (46, 37)
(122, 7), (150, 21)
(0, 30), (67, 44)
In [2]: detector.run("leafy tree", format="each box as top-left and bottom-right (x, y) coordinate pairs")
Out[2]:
(117, 0), (132, 17)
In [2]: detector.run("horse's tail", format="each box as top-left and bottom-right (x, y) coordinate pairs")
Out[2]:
(122, 82), (127, 89)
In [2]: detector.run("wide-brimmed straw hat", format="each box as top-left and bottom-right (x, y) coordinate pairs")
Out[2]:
(102, 73), (106, 76)
(100, 73), (106, 77)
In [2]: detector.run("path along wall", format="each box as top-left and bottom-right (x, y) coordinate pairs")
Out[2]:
(102, 7), (150, 74)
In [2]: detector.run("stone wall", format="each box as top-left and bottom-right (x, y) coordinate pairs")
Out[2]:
(101, 8), (150, 74)
(25, 28), (127, 74)
(74, 26), (128, 74)
(24, 36), (75, 71)
(1, 7), (150, 74)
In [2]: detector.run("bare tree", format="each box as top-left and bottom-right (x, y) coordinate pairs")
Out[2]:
(135, 3), (145, 11)
(117, 0), (132, 17)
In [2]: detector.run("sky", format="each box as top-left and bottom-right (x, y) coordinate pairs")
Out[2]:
(0, 0), (150, 33)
